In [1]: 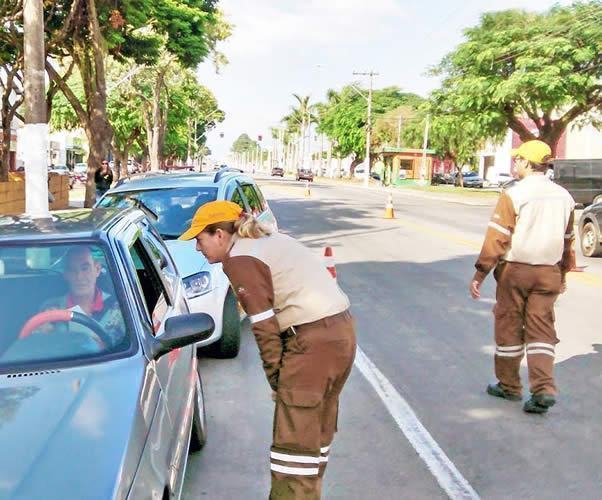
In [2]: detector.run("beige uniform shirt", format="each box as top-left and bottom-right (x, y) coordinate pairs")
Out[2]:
(222, 232), (350, 389)
(474, 174), (575, 283)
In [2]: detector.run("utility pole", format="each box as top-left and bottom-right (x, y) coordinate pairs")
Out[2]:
(23, 0), (49, 218)
(353, 70), (379, 187)
(396, 114), (403, 149)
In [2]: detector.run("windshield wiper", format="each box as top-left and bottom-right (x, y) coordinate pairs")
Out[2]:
(125, 195), (158, 221)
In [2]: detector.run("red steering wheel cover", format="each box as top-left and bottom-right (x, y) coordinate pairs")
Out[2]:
(19, 309), (74, 339)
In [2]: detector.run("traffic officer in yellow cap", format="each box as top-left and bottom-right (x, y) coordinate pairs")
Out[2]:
(469, 140), (575, 414)
(180, 201), (356, 499)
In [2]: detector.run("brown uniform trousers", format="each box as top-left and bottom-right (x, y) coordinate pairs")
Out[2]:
(269, 310), (356, 500)
(493, 262), (562, 396)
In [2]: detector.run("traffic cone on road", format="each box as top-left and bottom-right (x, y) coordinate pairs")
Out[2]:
(324, 247), (337, 279)
(304, 180), (311, 197)
(384, 192), (395, 219)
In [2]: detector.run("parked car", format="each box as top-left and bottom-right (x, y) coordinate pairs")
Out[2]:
(73, 162), (88, 184)
(49, 164), (75, 189)
(432, 172), (454, 185)
(296, 168), (314, 182)
(271, 166), (284, 177)
(454, 171), (484, 188)
(97, 169), (278, 358)
(578, 202), (602, 257)
(553, 159), (602, 207)
(0, 208), (212, 499)
(488, 172), (515, 187)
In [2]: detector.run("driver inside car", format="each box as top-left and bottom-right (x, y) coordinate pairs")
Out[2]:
(35, 246), (125, 349)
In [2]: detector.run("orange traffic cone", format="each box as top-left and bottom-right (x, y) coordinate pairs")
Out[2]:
(324, 247), (337, 279)
(304, 180), (311, 197)
(384, 192), (395, 219)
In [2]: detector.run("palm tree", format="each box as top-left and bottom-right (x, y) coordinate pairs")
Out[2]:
(281, 94), (317, 170)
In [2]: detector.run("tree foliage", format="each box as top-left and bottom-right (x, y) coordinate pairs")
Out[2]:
(231, 133), (258, 154)
(433, 1), (602, 154)
(317, 85), (423, 165)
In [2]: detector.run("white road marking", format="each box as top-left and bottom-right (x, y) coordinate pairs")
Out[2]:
(354, 346), (480, 500)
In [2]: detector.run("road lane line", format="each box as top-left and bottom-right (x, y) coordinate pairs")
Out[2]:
(354, 346), (480, 500)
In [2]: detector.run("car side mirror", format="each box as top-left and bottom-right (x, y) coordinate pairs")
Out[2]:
(151, 313), (215, 360)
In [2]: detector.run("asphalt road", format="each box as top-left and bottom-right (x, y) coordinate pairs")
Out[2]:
(183, 177), (602, 499)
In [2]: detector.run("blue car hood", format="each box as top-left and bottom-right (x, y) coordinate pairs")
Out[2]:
(165, 239), (216, 278)
(0, 356), (147, 500)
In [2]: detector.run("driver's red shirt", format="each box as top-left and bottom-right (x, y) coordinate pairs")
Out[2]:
(39, 289), (125, 348)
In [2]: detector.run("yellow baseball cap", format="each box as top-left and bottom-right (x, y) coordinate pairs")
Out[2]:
(511, 140), (553, 165)
(179, 200), (243, 240)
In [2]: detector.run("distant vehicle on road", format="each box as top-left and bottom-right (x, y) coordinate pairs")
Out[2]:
(97, 170), (278, 358)
(0, 208), (212, 499)
(271, 166), (284, 177)
(578, 202), (602, 257)
(296, 168), (314, 182)
(553, 159), (602, 207)
(454, 171), (484, 188)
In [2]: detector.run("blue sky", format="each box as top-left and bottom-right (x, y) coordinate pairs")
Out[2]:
(198, 0), (570, 160)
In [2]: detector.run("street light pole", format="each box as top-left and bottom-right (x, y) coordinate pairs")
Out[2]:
(23, 0), (49, 218)
(353, 70), (378, 187)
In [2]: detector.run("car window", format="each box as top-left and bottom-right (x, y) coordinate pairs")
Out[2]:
(230, 187), (247, 211)
(240, 183), (263, 216)
(253, 184), (268, 211)
(128, 239), (170, 335)
(98, 187), (218, 240)
(0, 243), (131, 370)
(141, 229), (178, 300)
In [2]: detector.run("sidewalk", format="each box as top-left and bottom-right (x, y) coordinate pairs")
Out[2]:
(311, 176), (499, 207)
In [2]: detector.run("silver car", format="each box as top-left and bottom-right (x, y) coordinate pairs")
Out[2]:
(0, 208), (213, 499)
(97, 169), (278, 359)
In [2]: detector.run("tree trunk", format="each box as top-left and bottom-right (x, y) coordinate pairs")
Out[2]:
(349, 157), (362, 178)
(84, 122), (112, 206)
(0, 116), (11, 182)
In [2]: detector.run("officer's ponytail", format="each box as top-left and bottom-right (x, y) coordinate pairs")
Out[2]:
(204, 212), (272, 239)
(234, 212), (272, 239)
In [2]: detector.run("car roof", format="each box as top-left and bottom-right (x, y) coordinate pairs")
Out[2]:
(109, 170), (253, 193)
(0, 208), (131, 242)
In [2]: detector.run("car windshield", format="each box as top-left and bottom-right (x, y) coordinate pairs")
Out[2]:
(74, 164), (87, 172)
(0, 243), (131, 371)
(98, 187), (218, 239)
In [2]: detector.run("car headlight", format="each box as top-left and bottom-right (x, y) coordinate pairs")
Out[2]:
(183, 271), (213, 299)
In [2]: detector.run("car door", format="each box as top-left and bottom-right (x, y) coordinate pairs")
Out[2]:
(123, 231), (192, 486)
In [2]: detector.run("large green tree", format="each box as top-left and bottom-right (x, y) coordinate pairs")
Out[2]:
(0, 1), (23, 181)
(231, 133), (258, 154)
(317, 85), (422, 175)
(433, 2), (602, 155)
(44, 0), (229, 206)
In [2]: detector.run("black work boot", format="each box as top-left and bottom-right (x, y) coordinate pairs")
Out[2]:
(486, 383), (522, 401)
(523, 393), (556, 414)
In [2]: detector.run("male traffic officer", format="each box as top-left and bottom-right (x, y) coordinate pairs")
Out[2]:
(470, 140), (575, 414)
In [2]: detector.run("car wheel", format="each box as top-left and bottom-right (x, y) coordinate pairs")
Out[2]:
(207, 290), (241, 359)
(189, 368), (207, 452)
(581, 221), (602, 257)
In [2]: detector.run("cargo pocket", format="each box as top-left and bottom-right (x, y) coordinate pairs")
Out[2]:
(274, 389), (323, 450)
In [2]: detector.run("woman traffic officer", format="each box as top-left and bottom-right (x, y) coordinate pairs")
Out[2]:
(179, 201), (356, 500)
